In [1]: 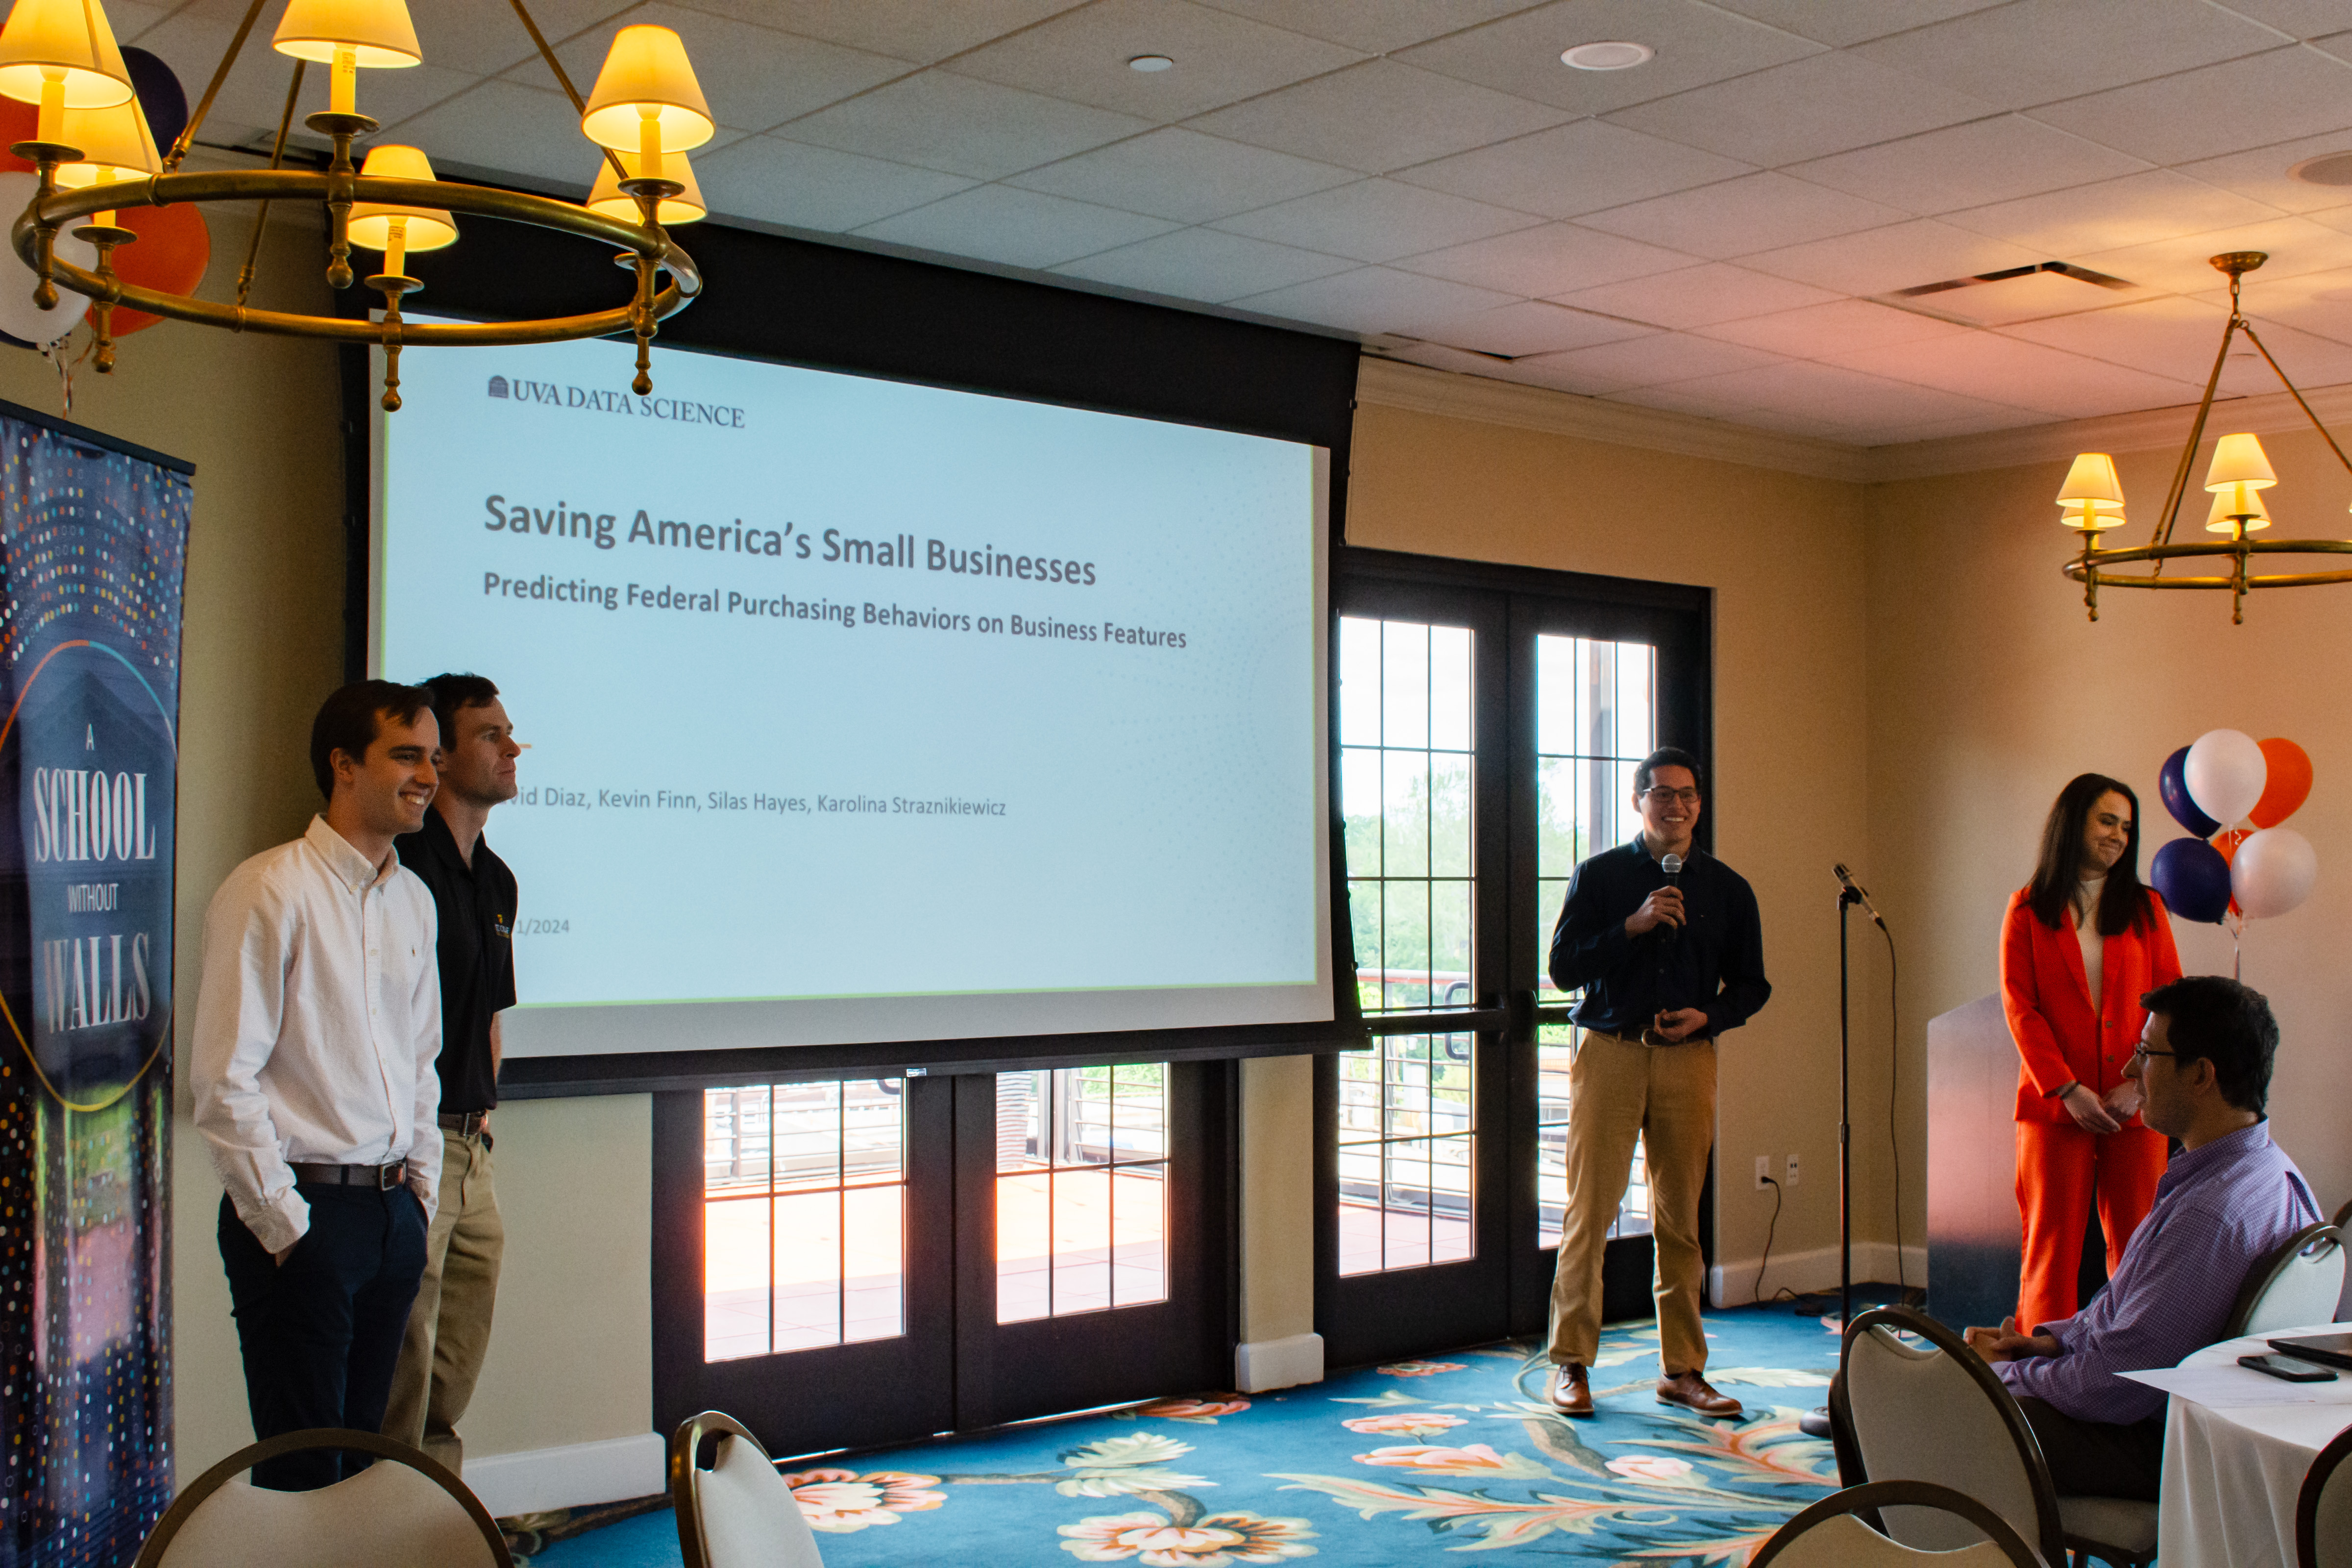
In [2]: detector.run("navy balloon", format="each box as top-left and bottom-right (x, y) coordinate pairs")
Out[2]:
(2158, 745), (2221, 839)
(120, 48), (187, 158)
(2150, 836), (2231, 924)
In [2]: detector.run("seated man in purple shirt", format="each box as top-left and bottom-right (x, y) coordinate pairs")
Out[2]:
(1967, 975), (2320, 1502)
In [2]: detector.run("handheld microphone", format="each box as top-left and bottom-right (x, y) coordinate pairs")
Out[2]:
(1833, 863), (1887, 930)
(1660, 853), (1683, 942)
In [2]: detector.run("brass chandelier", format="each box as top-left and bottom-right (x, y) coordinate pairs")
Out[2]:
(2058, 251), (2352, 624)
(0, 0), (710, 409)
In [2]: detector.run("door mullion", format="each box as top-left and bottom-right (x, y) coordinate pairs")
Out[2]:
(952, 1072), (998, 1432)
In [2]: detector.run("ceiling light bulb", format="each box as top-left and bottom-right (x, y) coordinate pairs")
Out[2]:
(54, 93), (156, 187)
(1127, 53), (1173, 72)
(587, 147), (705, 225)
(2205, 431), (2277, 492)
(1560, 41), (1653, 71)
(2056, 452), (2124, 510)
(348, 142), (456, 253)
(2061, 503), (2125, 533)
(270, 0), (422, 68)
(581, 24), (714, 158)
(0, 0), (135, 122)
(2206, 486), (2270, 533)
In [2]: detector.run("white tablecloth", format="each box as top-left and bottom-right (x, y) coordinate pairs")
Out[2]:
(2159, 1324), (2352, 1568)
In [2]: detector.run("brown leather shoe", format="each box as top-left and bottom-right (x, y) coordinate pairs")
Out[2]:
(1545, 1363), (1593, 1416)
(1656, 1371), (1741, 1417)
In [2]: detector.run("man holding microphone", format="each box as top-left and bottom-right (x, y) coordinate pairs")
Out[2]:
(1544, 747), (1770, 1419)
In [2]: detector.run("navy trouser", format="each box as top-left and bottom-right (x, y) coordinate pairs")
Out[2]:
(218, 1183), (429, 1491)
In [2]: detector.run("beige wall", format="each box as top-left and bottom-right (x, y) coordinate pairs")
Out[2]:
(1867, 430), (2352, 1233)
(0, 210), (651, 1481)
(1345, 401), (1879, 1288)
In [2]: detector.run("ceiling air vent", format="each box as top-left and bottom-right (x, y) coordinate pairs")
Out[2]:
(1882, 260), (2137, 327)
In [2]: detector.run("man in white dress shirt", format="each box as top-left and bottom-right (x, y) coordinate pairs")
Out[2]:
(192, 681), (445, 1490)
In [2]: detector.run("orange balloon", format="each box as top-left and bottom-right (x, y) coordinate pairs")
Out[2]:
(0, 97), (33, 174)
(2250, 738), (2313, 828)
(89, 201), (207, 337)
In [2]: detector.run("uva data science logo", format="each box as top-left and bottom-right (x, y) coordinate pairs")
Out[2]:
(488, 374), (510, 398)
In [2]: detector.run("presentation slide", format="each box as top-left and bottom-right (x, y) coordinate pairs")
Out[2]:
(373, 320), (1330, 1056)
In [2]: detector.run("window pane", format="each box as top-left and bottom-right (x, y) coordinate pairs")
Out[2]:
(997, 1170), (1053, 1323)
(1381, 621), (1429, 749)
(1111, 1165), (1168, 1307)
(773, 1190), (843, 1352)
(997, 1066), (1170, 1322)
(1053, 1166), (1114, 1315)
(1338, 616), (1381, 745)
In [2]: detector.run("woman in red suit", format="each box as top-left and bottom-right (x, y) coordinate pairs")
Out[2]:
(1999, 772), (2181, 1329)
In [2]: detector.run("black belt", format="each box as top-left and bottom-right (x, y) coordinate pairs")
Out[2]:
(291, 1161), (407, 1190)
(439, 1111), (490, 1135)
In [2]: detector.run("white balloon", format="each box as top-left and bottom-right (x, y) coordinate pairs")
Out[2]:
(2185, 728), (2266, 826)
(0, 172), (94, 348)
(2231, 827), (2317, 919)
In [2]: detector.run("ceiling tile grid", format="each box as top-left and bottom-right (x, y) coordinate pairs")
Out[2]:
(101, 0), (2352, 447)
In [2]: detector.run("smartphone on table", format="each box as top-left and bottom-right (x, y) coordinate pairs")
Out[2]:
(2238, 1353), (2338, 1383)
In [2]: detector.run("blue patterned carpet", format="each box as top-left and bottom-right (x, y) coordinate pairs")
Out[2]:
(527, 1305), (1844, 1567)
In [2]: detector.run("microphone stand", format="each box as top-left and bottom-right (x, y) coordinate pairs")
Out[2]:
(1797, 882), (1862, 1441)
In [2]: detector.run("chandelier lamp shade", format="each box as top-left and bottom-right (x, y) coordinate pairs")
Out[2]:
(2058, 252), (2352, 623)
(0, 0), (706, 404)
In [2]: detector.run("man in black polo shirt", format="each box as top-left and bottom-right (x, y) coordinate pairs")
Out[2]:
(385, 672), (521, 1472)
(1544, 747), (1770, 1420)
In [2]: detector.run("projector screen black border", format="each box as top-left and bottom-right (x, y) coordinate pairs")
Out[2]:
(337, 193), (1368, 1094)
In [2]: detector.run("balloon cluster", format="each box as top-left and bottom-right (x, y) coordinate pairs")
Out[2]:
(2150, 731), (2316, 925)
(0, 49), (205, 350)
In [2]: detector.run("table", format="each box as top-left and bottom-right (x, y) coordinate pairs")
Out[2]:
(2158, 1323), (2352, 1568)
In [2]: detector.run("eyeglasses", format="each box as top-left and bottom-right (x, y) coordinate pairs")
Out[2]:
(2130, 1044), (2177, 1064)
(1641, 787), (1701, 806)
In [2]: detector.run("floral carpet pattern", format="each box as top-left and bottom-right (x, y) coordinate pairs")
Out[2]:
(527, 1305), (1842, 1568)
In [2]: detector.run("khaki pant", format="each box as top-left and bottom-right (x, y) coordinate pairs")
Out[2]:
(1546, 1030), (1717, 1375)
(384, 1129), (503, 1471)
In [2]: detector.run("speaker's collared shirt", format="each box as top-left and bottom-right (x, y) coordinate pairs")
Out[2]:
(191, 816), (443, 1255)
(396, 808), (516, 1115)
(1547, 835), (1771, 1041)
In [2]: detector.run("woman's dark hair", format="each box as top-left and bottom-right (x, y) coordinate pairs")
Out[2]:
(2140, 975), (2278, 1114)
(2026, 772), (2152, 936)
(309, 680), (434, 800)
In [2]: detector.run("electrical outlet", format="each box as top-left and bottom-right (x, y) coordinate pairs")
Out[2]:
(1786, 1153), (1800, 1188)
(1754, 1155), (1770, 1191)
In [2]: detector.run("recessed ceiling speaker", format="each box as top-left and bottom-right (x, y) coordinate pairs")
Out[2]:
(1561, 41), (1654, 70)
(2288, 151), (2352, 186)
(1127, 53), (1174, 72)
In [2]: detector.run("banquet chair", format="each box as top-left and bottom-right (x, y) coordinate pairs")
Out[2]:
(1839, 1306), (2151, 1568)
(2298, 1424), (2352, 1568)
(2224, 1224), (2346, 1338)
(2333, 1202), (2352, 1323)
(132, 1428), (511, 1567)
(1753, 1481), (2049, 1568)
(670, 1410), (826, 1568)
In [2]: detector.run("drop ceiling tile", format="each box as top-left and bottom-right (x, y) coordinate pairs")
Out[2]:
(2232, 4), (2352, 39)
(1666, 358), (2028, 427)
(1698, 0), (2010, 47)
(1397, 221), (1695, 295)
(1854, 0), (2283, 112)
(943, 0), (1364, 122)
(1699, 297), (1973, 355)
(2027, 47), (2352, 166)
(2177, 131), (2352, 215)
(2301, 26), (2352, 63)
(1788, 117), (2151, 216)
(1941, 171), (2284, 256)
(1227, 265), (1520, 333)
(850, 185), (1181, 270)
(2070, 216), (2352, 292)
(1606, 51), (1997, 167)
(1577, 172), (1910, 260)
(1190, 0), (1545, 53)
(523, 4), (912, 132)
(1603, 382), (1764, 420)
(1516, 331), (1788, 393)
(1394, 121), (1753, 220)
(1212, 178), (1539, 263)
(1395, 0), (1823, 115)
(1547, 262), (1838, 328)
(1412, 299), (1657, 356)
(392, 0), (640, 74)
(1826, 333), (2203, 417)
(1741, 219), (2044, 294)
(380, 79), (612, 186)
(672, 0), (1080, 65)
(692, 135), (976, 232)
(2188, 262), (2352, 343)
(1999, 294), (2352, 394)
(1185, 58), (1569, 174)
(125, 8), (473, 139)
(777, 72), (1153, 180)
(1052, 225), (1356, 300)
(1007, 128), (1357, 222)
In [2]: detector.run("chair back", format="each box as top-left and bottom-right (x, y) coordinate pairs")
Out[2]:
(2299, 1424), (2352, 1568)
(1840, 1306), (2067, 1566)
(1753, 1481), (2047, 1568)
(134, 1428), (510, 1568)
(671, 1410), (825, 1568)
(2227, 1224), (2346, 1339)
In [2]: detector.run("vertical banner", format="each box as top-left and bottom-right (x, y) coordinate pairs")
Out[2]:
(0, 407), (190, 1566)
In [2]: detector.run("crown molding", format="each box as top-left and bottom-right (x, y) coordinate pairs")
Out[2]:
(1861, 380), (2352, 482)
(1353, 355), (1875, 483)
